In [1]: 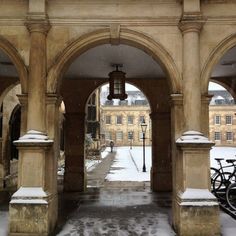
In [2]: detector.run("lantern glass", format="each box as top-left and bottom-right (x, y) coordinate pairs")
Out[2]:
(114, 78), (122, 95)
(107, 64), (127, 100)
(141, 120), (147, 133)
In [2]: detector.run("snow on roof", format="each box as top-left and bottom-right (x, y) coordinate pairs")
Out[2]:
(215, 95), (224, 100)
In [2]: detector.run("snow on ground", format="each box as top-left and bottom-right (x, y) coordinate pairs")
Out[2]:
(86, 148), (110, 171)
(210, 146), (236, 172)
(0, 211), (8, 236)
(105, 146), (151, 182)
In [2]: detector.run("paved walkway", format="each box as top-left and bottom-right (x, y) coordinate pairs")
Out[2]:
(55, 189), (175, 236)
(87, 151), (116, 188)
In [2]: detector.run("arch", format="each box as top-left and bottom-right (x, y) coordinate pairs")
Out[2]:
(47, 28), (181, 94)
(9, 104), (21, 160)
(0, 36), (28, 93)
(201, 33), (236, 94)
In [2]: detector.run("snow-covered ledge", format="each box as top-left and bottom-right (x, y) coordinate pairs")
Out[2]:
(176, 131), (214, 145)
(10, 187), (48, 204)
(179, 188), (218, 206)
(14, 130), (53, 146)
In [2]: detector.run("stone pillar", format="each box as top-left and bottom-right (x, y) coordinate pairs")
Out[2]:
(17, 94), (28, 136)
(175, 132), (220, 235)
(201, 94), (214, 137)
(9, 20), (56, 236)
(170, 93), (184, 223)
(64, 112), (86, 192)
(179, 20), (203, 132)
(0, 138), (3, 189)
(150, 111), (172, 192)
(173, 17), (220, 235)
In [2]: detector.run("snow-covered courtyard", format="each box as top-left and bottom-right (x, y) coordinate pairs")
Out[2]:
(105, 146), (151, 182)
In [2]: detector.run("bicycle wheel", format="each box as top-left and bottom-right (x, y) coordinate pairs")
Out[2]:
(210, 167), (220, 185)
(226, 182), (236, 211)
(213, 172), (232, 200)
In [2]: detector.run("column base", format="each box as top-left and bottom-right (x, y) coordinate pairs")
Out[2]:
(9, 187), (57, 236)
(175, 188), (220, 236)
(151, 167), (172, 192)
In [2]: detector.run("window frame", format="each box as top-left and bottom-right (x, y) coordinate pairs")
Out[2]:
(214, 115), (221, 125)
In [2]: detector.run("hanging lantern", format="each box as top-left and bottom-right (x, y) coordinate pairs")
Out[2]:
(107, 64), (128, 100)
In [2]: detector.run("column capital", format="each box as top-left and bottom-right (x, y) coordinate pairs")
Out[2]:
(202, 93), (214, 105)
(17, 94), (28, 106)
(170, 93), (183, 106)
(179, 16), (205, 34)
(25, 19), (51, 35)
(46, 93), (63, 106)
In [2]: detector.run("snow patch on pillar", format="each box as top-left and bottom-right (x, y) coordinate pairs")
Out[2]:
(176, 131), (214, 144)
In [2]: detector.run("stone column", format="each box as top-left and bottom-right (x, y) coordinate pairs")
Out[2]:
(64, 112), (86, 192)
(9, 20), (56, 236)
(201, 94), (214, 137)
(150, 111), (172, 192)
(0, 138), (3, 189)
(179, 20), (203, 132)
(17, 94), (28, 136)
(173, 18), (220, 235)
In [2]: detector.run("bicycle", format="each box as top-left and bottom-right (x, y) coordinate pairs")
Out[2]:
(226, 182), (236, 211)
(212, 158), (236, 200)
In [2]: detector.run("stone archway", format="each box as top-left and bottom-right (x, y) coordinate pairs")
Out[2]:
(0, 38), (27, 189)
(47, 28), (181, 94)
(0, 36), (28, 94)
(201, 33), (236, 94)
(52, 34), (176, 193)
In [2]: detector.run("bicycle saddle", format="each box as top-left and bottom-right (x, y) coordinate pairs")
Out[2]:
(215, 158), (224, 161)
(226, 159), (236, 163)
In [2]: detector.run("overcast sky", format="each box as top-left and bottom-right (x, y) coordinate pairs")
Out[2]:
(208, 82), (225, 91)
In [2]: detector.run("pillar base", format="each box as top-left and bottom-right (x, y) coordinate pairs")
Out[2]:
(175, 188), (220, 236)
(9, 187), (57, 236)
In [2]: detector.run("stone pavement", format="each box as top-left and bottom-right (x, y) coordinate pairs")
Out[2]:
(55, 150), (175, 235)
(55, 189), (175, 236)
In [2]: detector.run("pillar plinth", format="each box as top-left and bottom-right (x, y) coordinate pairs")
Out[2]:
(9, 131), (54, 235)
(174, 131), (220, 236)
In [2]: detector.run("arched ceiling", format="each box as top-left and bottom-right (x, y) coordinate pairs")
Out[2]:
(212, 46), (236, 78)
(64, 44), (165, 79)
(0, 44), (236, 82)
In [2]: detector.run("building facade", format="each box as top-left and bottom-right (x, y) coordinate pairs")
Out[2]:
(1, 0), (236, 235)
(209, 90), (236, 146)
(100, 91), (151, 146)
